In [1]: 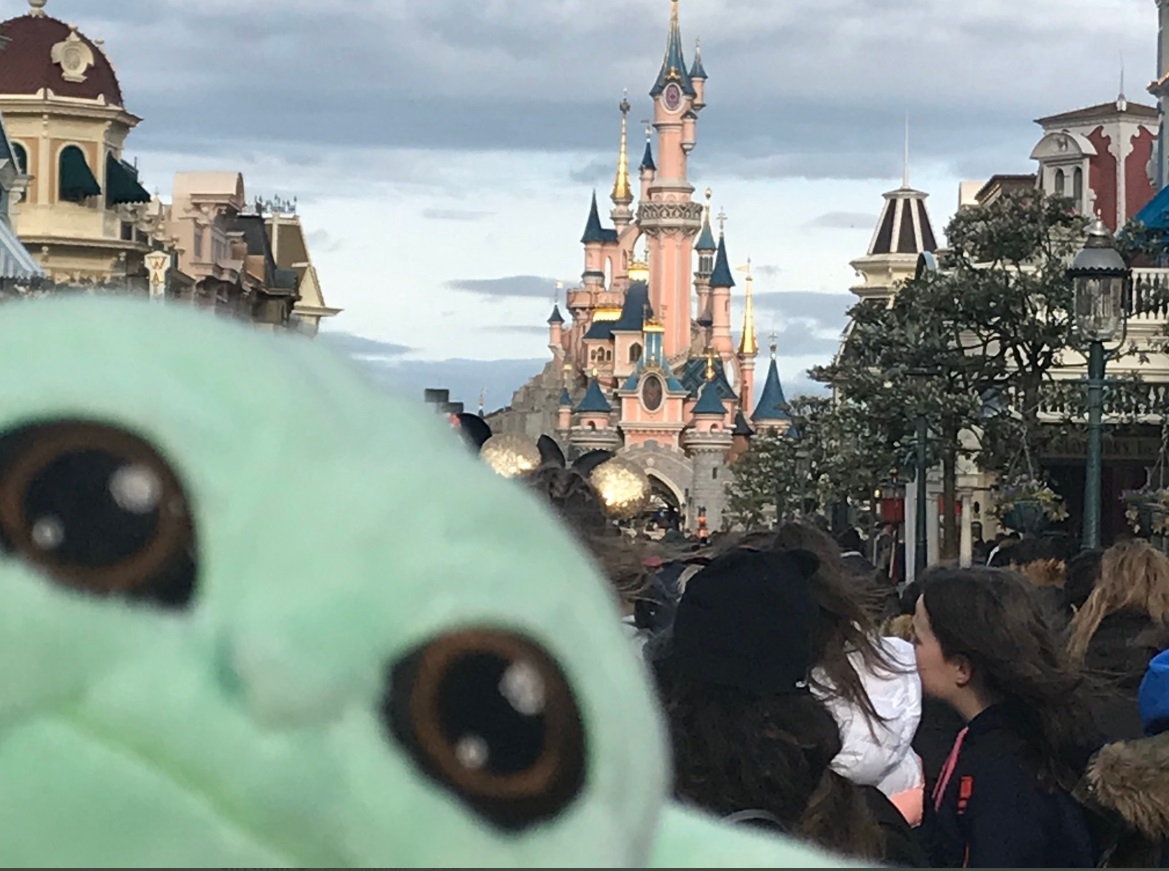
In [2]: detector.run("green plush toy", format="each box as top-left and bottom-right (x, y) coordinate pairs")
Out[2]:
(0, 297), (848, 868)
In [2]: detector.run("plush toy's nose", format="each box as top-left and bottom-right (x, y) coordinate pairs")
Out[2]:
(214, 631), (354, 730)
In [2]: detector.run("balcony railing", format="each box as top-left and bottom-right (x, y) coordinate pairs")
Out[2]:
(1129, 268), (1169, 325)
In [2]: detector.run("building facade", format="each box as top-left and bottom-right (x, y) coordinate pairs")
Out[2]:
(0, 0), (341, 331)
(486, 0), (792, 531)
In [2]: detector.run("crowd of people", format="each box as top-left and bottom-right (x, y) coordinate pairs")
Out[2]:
(526, 464), (1169, 867)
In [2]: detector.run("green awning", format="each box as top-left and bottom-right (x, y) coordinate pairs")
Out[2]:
(58, 146), (101, 201)
(105, 153), (151, 206)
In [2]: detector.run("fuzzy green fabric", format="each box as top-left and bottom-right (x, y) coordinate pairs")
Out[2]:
(0, 297), (850, 868)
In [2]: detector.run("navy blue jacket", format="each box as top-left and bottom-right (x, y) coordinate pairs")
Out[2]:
(922, 705), (1098, 868)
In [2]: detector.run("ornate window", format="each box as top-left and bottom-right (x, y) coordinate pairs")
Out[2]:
(11, 142), (26, 174)
(642, 374), (663, 412)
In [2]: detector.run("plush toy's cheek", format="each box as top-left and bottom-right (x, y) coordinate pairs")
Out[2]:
(645, 803), (854, 869)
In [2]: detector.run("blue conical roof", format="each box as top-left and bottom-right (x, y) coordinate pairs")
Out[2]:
(575, 378), (612, 414)
(709, 235), (735, 289)
(689, 42), (707, 80)
(547, 304), (565, 325)
(640, 139), (656, 172)
(693, 381), (726, 415)
(752, 356), (790, 422)
(695, 213), (716, 252)
(581, 191), (617, 244)
(612, 281), (652, 332)
(558, 387), (572, 407)
(650, 7), (696, 98)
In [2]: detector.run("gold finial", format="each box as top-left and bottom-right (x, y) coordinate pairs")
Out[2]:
(554, 280), (563, 305)
(611, 92), (633, 204)
(768, 331), (778, 359)
(738, 257), (757, 357)
(704, 347), (716, 382)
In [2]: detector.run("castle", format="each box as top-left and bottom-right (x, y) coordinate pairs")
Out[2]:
(486, 0), (791, 532)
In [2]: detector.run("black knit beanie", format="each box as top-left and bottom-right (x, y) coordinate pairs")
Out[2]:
(671, 548), (819, 695)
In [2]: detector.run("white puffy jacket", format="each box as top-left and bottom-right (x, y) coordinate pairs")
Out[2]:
(810, 636), (923, 797)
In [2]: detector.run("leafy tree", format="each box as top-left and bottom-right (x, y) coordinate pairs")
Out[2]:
(815, 191), (1092, 557)
(723, 395), (903, 532)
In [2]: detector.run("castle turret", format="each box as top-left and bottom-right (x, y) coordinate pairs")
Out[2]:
(611, 94), (634, 229)
(557, 378), (573, 440)
(752, 339), (791, 434)
(639, 125), (656, 201)
(708, 215), (736, 363)
(694, 188), (716, 332)
(684, 366), (733, 533)
(689, 38), (707, 112)
(737, 258), (758, 415)
(547, 302), (565, 353)
(570, 376), (622, 453)
(641, 0), (703, 358)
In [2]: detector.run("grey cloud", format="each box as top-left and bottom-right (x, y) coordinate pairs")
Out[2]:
(446, 275), (572, 301)
(489, 325), (551, 336)
(305, 228), (344, 253)
(752, 292), (854, 328)
(755, 264), (783, 278)
(569, 158), (614, 186)
(421, 208), (495, 222)
(318, 331), (413, 358)
(768, 325), (842, 359)
(353, 356), (550, 415)
(804, 211), (877, 231)
(70, 0), (1148, 183)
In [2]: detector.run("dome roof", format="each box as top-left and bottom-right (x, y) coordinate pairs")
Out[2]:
(0, 7), (124, 107)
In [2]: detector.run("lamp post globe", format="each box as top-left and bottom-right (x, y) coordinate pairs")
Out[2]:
(1067, 219), (1130, 551)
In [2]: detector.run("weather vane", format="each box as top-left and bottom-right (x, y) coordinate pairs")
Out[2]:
(717, 207), (728, 236)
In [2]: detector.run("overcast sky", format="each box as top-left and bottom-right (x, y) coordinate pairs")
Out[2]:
(42, 0), (1158, 408)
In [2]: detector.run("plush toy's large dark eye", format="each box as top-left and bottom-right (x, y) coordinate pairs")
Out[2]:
(0, 420), (197, 608)
(384, 629), (587, 831)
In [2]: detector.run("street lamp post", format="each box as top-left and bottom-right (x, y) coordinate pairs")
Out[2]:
(795, 448), (811, 518)
(1068, 219), (1130, 550)
(914, 413), (929, 575)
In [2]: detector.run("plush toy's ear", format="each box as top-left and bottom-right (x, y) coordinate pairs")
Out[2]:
(537, 435), (567, 468)
(454, 413), (492, 452)
(572, 450), (615, 477)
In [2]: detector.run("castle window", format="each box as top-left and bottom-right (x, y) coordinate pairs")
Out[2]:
(606, 349), (613, 362)
(1073, 167), (1084, 206)
(712, 467), (718, 480)
(58, 145), (101, 202)
(11, 142), (27, 174)
(194, 225), (205, 260)
(630, 342), (643, 363)
(1053, 168), (1065, 197)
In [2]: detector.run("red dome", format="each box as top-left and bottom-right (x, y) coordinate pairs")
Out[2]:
(0, 12), (123, 107)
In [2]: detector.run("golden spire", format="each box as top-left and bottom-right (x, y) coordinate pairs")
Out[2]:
(611, 92), (633, 205)
(738, 257), (758, 357)
(704, 346), (715, 381)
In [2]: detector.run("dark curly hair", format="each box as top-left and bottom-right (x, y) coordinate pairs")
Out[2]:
(651, 643), (886, 862)
(920, 566), (1101, 791)
(523, 464), (652, 604)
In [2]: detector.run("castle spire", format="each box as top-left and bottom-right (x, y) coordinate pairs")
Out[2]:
(611, 92), (633, 205)
(650, 0), (695, 97)
(738, 258), (757, 356)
